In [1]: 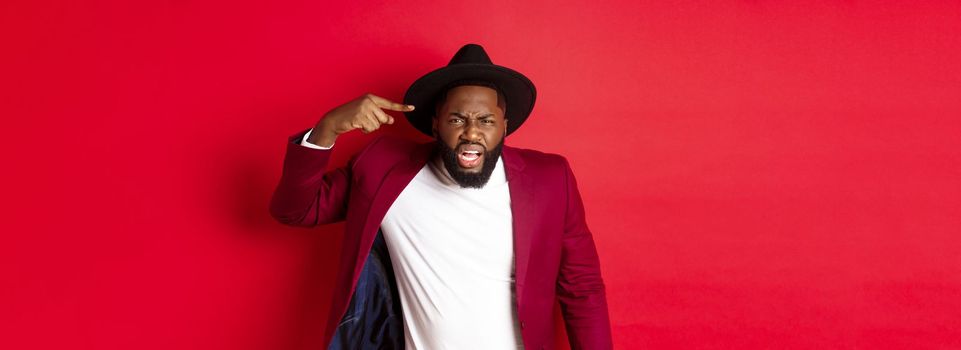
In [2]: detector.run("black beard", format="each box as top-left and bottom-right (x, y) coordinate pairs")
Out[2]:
(434, 139), (504, 189)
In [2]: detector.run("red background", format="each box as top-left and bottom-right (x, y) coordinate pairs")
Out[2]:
(3, 1), (960, 349)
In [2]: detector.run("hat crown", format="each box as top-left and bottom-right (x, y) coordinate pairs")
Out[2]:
(448, 44), (493, 66)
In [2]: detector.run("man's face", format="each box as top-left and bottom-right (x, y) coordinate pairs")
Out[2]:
(432, 85), (507, 188)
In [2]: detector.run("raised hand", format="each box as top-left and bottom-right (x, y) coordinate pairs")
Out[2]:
(308, 93), (415, 147)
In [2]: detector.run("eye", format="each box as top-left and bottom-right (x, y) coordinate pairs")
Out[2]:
(449, 118), (464, 125)
(482, 119), (495, 125)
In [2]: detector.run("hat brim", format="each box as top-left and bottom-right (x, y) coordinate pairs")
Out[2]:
(403, 63), (536, 137)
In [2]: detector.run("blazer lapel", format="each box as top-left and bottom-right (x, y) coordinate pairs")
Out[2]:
(361, 142), (434, 241)
(502, 146), (533, 308)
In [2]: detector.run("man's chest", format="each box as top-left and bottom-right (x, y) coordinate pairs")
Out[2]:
(379, 165), (515, 276)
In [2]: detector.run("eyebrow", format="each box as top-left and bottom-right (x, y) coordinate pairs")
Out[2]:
(449, 112), (495, 119)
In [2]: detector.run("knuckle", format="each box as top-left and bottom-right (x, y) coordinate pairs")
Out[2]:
(361, 95), (374, 105)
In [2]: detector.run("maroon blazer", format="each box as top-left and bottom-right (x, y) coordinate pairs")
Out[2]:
(270, 129), (613, 349)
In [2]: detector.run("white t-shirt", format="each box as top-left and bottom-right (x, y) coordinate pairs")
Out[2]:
(380, 156), (523, 349)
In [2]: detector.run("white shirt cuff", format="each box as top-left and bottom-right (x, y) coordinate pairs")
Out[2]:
(300, 128), (333, 149)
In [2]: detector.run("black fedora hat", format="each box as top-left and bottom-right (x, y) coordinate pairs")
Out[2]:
(403, 43), (536, 137)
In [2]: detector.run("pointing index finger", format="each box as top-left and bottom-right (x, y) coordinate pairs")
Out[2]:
(368, 94), (415, 112)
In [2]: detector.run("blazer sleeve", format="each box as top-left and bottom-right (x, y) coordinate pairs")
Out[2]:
(556, 157), (614, 349)
(268, 128), (356, 227)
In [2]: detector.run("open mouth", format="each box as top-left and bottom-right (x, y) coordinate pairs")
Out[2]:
(456, 145), (485, 169)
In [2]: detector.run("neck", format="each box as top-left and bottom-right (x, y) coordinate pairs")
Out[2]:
(428, 153), (458, 186)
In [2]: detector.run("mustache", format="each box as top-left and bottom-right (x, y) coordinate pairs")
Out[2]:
(456, 141), (487, 151)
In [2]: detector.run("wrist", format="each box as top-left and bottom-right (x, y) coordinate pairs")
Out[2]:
(308, 120), (338, 147)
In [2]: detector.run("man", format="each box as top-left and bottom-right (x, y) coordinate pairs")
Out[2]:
(269, 44), (612, 349)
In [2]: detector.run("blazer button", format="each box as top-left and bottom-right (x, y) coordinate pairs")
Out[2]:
(520, 321), (526, 329)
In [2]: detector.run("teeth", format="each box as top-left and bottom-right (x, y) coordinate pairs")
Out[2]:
(459, 152), (480, 161)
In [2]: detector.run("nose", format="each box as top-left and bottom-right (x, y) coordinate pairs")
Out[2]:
(462, 120), (482, 142)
